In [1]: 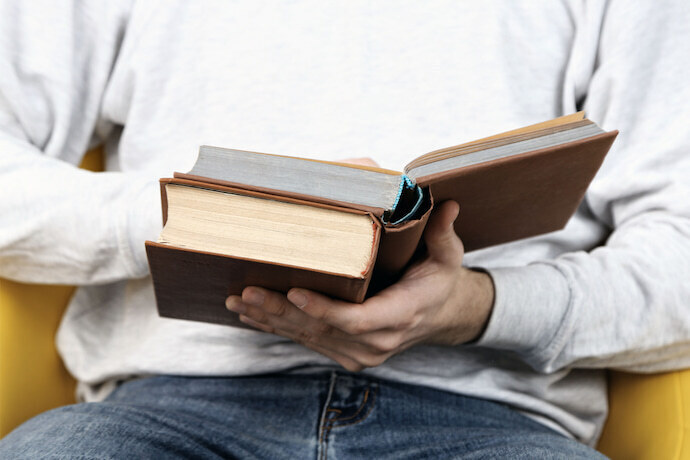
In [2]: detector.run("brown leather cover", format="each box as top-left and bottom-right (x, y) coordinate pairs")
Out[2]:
(147, 179), (382, 327)
(368, 193), (433, 293)
(417, 131), (618, 251)
(146, 242), (376, 328)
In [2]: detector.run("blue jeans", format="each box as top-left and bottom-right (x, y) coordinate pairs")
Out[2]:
(0, 372), (605, 459)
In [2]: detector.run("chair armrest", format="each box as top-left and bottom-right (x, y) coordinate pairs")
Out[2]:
(597, 369), (690, 459)
(0, 148), (104, 438)
(0, 281), (77, 437)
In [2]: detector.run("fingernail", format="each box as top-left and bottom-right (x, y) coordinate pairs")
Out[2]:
(225, 296), (246, 314)
(288, 290), (308, 309)
(243, 288), (265, 306)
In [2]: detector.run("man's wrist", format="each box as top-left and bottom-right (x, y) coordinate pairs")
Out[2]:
(461, 267), (495, 343)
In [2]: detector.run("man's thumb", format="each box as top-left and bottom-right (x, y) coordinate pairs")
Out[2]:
(423, 200), (464, 264)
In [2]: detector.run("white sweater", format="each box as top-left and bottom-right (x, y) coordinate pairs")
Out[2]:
(1, 0), (689, 446)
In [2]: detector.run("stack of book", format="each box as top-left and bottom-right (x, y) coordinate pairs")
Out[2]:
(146, 112), (617, 327)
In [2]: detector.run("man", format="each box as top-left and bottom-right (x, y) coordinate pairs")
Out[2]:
(1, 1), (689, 458)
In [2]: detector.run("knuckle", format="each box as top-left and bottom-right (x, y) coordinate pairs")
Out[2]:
(295, 330), (315, 345)
(268, 298), (289, 317)
(344, 318), (370, 335)
(253, 310), (269, 323)
(315, 322), (334, 337)
(409, 313), (424, 329)
(369, 336), (399, 354)
(316, 306), (331, 322)
(343, 362), (364, 372)
(357, 353), (385, 369)
(394, 316), (415, 331)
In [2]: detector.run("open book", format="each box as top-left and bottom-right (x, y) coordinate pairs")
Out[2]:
(145, 112), (617, 327)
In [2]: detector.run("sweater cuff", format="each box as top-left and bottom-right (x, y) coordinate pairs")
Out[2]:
(475, 264), (572, 358)
(118, 177), (162, 278)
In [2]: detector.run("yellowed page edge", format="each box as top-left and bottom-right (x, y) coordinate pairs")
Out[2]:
(404, 112), (586, 171)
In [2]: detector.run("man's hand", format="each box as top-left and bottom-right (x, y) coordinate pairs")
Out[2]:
(225, 200), (495, 372)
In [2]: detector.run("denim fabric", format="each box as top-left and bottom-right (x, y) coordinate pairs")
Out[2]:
(0, 372), (606, 459)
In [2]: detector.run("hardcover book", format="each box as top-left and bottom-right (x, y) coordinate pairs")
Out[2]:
(145, 112), (617, 327)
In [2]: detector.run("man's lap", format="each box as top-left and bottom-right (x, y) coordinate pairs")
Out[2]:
(0, 372), (605, 459)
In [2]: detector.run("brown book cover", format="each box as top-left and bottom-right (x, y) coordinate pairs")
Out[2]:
(146, 178), (382, 327)
(146, 242), (378, 328)
(418, 131), (618, 251)
(146, 119), (618, 328)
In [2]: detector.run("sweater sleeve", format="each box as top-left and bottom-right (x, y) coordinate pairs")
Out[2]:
(0, 0), (160, 284)
(477, 0), (690, 373)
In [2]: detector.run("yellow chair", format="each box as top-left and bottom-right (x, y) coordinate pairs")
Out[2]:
(0, 148), (103, 436)
(1, 148), (689, 459)
(0, 280), (77, 435)
(598, 370), (690, 459)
